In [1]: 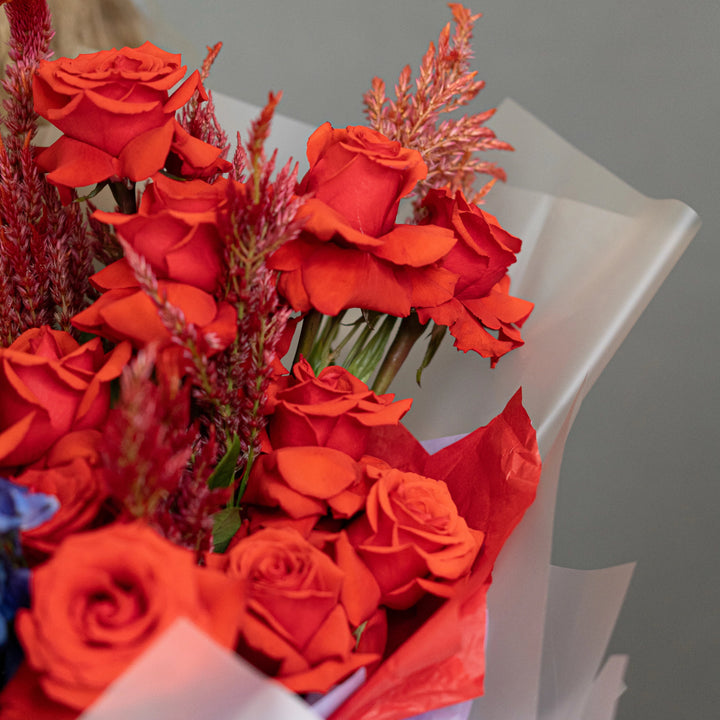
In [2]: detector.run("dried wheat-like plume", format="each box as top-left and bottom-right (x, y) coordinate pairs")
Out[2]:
(178, 42), (229, 169)
(215, 93), (305, 476)
(101, 345), (230, 555)
(0, 0), (95, 344)
(363, 3), (512, 214)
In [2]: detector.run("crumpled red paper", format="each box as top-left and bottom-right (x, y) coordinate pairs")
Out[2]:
(331, 389), (541, 720)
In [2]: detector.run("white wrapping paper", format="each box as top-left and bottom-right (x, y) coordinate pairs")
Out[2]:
(78, 96), (699, 720)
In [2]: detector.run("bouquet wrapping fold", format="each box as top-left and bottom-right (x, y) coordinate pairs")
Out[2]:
(76, 96), (699, 720)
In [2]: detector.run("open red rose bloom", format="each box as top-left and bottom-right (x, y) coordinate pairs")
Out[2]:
(2, 523), (245, 717)
(0, 4), (543, 720)
(0, 327), (130, 470)
(33, 42), (229, 188)
(270, 124), (458, 317)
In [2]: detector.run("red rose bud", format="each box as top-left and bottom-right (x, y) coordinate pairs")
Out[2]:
(301, 124), (426, 238)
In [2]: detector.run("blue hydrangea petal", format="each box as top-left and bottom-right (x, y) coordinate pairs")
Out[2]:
(0, 478), (59, 533)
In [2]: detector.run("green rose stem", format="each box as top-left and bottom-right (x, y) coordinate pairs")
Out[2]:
(347, 314), (397, 384)
(342, 311), (381, 371)
(293, 309), (323, 367)
(371, 312), (426, 394)
(109, 180), (137, 215)
(306, 310), (347, 370)
(326, 313), (363, 362)
(296, 309), (430, 392)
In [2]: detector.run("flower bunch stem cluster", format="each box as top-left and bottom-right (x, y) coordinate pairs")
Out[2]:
(298, 310), (435, 394)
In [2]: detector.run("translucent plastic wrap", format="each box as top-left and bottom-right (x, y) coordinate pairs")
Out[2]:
(78, 96), (699, 720)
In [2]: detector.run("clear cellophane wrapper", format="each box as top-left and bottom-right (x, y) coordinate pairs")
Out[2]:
(78, 97), (700, 720)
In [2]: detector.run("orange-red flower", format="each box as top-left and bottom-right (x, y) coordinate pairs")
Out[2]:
(165, 123), (232, 180)
(210, 527), (380, 694)
(0, 328), (130, 470)
(269, 123), (457, 316)
(93, 174), (232, 294)
(71, 258), (237, 353)
(266, 358), (412, 460)
(244, 446), (369, 532)
(33, 42), (227, 187)
(347, 463), (484, 609)
(13, 430), (107, 557)
(4, 523), (245, 714)
(416, 188), (534, 364)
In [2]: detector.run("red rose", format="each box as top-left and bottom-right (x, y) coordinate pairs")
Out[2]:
(417, 188), (534, 364)
(14, 431), (107, 556)
(244, 446), (369, 535)
(347, 464), (484, 610)
(267, 358), (412, 460)
(33, 43), (227, 187)
(0, 328), (130, 470)
(209, 527), (380, 694)
(71, 258), (237, 353)
(93, 174), (232, 293)
(15, 460), (106, 557)
(4, 523), (245, 714)
(269, 123), (457, 316)
(165, 123), (232, 180)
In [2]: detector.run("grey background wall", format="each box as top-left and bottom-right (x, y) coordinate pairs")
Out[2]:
(142, 2), (719, 718)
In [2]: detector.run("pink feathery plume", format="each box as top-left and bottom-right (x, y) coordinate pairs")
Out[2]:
(178, 42), (230, 160)
(0, 0), (95, 343)
(216, 93), (305, 478)
(101, 345), (229, 556)
(363, 3), (512, 215)
(100, 346), (195, 516)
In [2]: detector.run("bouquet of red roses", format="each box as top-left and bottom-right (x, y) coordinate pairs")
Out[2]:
(0, 2), (545, 719)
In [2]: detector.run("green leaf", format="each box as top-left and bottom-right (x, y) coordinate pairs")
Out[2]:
(208, 435), (241, 489)
(74, 181), (108, 203)
(353, 620), (369, 649)
(416, 323), (447, 386)
(343, 311), (381, 370)
(347, 315), (398, 383)
(212, 506), (243, 553)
